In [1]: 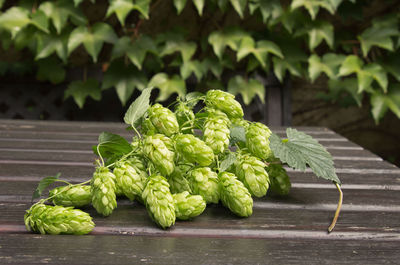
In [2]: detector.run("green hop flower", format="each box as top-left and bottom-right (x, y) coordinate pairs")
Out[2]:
(235, 154), (270, 197)
(168, 165), (192, 194)
(218, 172), (253, 217)
(175, 102), (195, 134)
(49, 185), (91, 207)
(187, 167), (219, 204)
(141, 117), (157, 136)
(24, 203), (94, 235)
(147, 103), (179, 136)
(266, 164), (291, 196)
(231, 117), (249, 128)
(174, 134), (214, 166)
(246, 122), (273, 160)
(127, 155), (147, 173)
(143, 134), (175, 176)
(203, 109), (231, 154)
(142, 175), (176, 229)
(205, 90), (244, 119)
(90, 166), (117, 216)
(114, 161), (147, 201)
(173, 191), (206, 220)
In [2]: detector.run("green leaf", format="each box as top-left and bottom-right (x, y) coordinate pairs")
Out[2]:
(230, 125), (246, 145)
(36, 57), (66, 84)
(270, 128), (340, 184)
(174, 0), (188, 14)
(106, 0), (150, 26)
(148, 73), (186, 101)
(160, 39), (196, 62)
(193, 0), (205, 16)
(308, 21), (334, 50)
(228, 76), (265, 104)
(39, 0), (86, 34)
(68, 22), (117, 62)
(208, 27), (249, 60)
(220, 152), (236, 172)
(180, 60), (206, 80)
(229, 0), (247, 18)
(64, 78), (102, 108)
(338, 55), (363, 76)
(362, 64), (388, 93)
(96, 132), (133, 159)
(185, 91), (204, 107)
(0, 7), (31, 37)
(32, 173), (61, 200)
(237, 36), (283, 68)
(124, 86), (153, 126)
(35, 31), (69, 63)
(371, 86), (400, 124)
(30, 10), (50, 33)
(381, 53), (400, 82)
(308, 53), (345, 82)
(248, 0), (282, 24)
(201, 57), (224, 78)
(358, 15), (399, 57)
(291, 0), (334, 20)
(325, 78), (363, 107)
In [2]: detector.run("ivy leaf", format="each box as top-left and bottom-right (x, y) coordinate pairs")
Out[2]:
(0, 7), (31, 38)
(160, 39), (196, 62)
(228, 76), (265, 104)
(102, 61), (148, 106)
(201, 57), (224, 78)
(325, 78), (363, 107)
(216, 0), (229, 12)
(123, 87), (153, 127)
(208, 27), (249, 60)
(64, 78), (102, 108)
(308, 53), (345, 82)
(270, 128), (340, 184)
(180, 60), (206, 80)
(237, 36), (283, 68)
(39, 0), (86, 34)
(229, 0), (247, 18)
(338, 55), (362, 76)
(30, 10), (49, 33)
(307, 21), (334, 50)
(32, 173), (61, 200)
(174, 0), (188, 14)
(220, 152), (236, 172)
(148, 73), (186, 101)
(248, 0), (282, 24)
(36, 57), (66, 84)
(358, 15), (399, 57)
(381, 53), (400, 82)
(230, 125), (246, 145)
(106, 0), (150, 26)
(291, 0), (335, 20)
(193, 0), (205, 16)
(96, 132), (133, 159)
(68, 22), (117, 62)
(371, 85), (400, 124)
(35, 31), (69, 63)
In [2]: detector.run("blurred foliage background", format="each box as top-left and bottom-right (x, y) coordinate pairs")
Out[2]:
(0, 0), (400, 165)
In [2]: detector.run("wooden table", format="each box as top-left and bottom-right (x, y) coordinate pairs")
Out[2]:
(0, 119), (399, 264)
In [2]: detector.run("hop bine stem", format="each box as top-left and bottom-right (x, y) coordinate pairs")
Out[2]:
(328, 182), (343, 233)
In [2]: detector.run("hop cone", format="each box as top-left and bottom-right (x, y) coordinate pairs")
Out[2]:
(141, 117), (157, 136)
(246, 122), (273, 160)
(114, 161), (147, 201)
(173, 191), (206, 220)
(90, 166), (117, 216)
(174, 134), (214, 166)
(218, 172), (253, 217)
(187, 167), (219, 204)
(24, 203), (94, 235)
(49, 185), (91, 207)
(235, 154), (270, 198)
(266, 164), (291, 196)
(168, 166), (192, 194)
(142, 175), (176, 229)
(175, 102), (195, 134)
(231, 117), (249, 128)
(203, 109), (231, 154)
(143, 134), (175, 176)
(147, 103), (179, 136)
(205, 90), (244, 119)
(127, 155), (147, 174)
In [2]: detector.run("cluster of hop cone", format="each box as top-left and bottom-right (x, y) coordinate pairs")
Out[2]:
(24, 89), (291, 235)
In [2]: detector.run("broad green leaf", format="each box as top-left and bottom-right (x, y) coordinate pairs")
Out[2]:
(68, 23), (117, 62)
(381, 53), (400, 82)
(216, 0), (229, 11)
(39, 0), (86, 34)
(228, 76), (265, 104)
(291, 0), (334, 20)
(220, 152), (236, 172)
(0, 7), (31, 37)
(160, 39), (196, 62)
(96, 132), (133, 159)
(180, 60), (206, 80)
(325, 78), (362, 107)
(248, 0), (282, 24)
(148, 73), (186, 101)
(32, 173), (61, 200)
(201, 57), (224, 78)
(36, 57), (66, 84)
(102, 61), (148, 106)
(35, 31), (69, 63)
(273, 57), (302, 82)
(371, 86), (400, 124)
(237, 36), (283, 68)
(229, 0), (247, 18)
(174, 0), (188, 14)
(308, 21), (334, 50)
(270, 129), (340, 184)
(358, 15), (399, 57)
(230, 125), (246, 145)
(30, 10), (49, 33)
(193, 0), (205, 16)
(338, 55), (363, 76)
(208, 27), (249, 60)
(362, 64), (388, 93)
(124, 86), (153, 127)
(64, 78), (102, 108)
(0, 0), (4, 8)
(308, 53), (345, 82)
(185, 91), (204, 107)
(106, 0), (150, 26)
